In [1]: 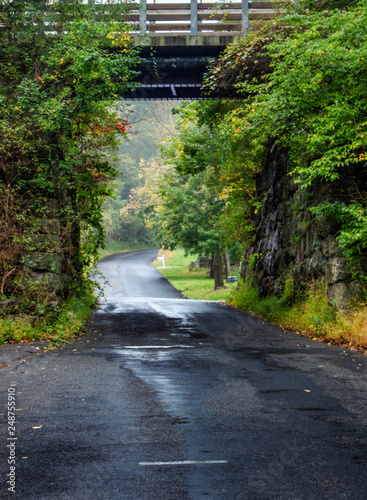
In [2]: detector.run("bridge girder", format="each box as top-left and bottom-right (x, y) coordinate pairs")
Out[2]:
(122, 44), (236, 100)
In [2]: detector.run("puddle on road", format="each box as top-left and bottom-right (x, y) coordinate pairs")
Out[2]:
(117, 345), (195, 350)
(111, 344), (197, 419)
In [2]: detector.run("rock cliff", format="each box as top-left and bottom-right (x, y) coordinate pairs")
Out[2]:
(242, 140), (365, 306)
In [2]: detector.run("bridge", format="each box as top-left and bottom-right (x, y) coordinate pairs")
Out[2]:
(123, 1), (282, 100)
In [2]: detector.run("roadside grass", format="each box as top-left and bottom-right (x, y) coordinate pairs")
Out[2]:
(228, 279), (367, 352)
(0, 293), (96, 346)
(152, 248), (238, 301)
(0, 242), (156, 346)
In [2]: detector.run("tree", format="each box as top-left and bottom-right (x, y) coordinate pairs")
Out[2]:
(0, 0), (140, 308)
(204, 0), (367, 273)
(143, 102), (258, 289)
(102, 102), (176, 249)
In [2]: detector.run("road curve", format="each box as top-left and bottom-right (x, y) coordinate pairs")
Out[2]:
(1, 250), (367, 499)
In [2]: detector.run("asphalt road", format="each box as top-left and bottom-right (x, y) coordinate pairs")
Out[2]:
(1, 249), (367, 499)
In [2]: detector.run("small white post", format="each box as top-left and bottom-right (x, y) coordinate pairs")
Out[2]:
(157, 255), (165, 268)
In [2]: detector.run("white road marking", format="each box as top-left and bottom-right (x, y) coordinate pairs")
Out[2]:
(120, 346), (195, 349)
(139, 460), (228, 466)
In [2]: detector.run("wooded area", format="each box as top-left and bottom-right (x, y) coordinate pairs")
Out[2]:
(1, 0), (367, 346)
(0, 0), (139, 322)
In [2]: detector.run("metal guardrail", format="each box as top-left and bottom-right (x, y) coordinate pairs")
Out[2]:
(129, 1), (281, 36)
(0, 2), (281, 38)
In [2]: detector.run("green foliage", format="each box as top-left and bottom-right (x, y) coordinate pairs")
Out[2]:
(0, 290), (96, 345)
(229, 279), (335, 335)
(248, 253), (261, 272)
(152, 249), (236, 301)
(229, 278), (367, 347)
(312, 202), (367, 266)
(228, 279), (261, 311)
(205, 0), (367, 272)
(44, 293), (97, 346)
(281, 271), (295, 302)
(156, 168), (225, 255)
(229, 278), (288, 319)
(0, 1), (140, 307)
(151, 101), (258, 258)
(259, 4), (367, 187)
(101, 102), (175, 251)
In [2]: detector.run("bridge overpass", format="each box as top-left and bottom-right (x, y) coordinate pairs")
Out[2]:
(123, 1), (282, 100)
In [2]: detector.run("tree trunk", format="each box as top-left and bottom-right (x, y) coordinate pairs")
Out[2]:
(210, 254), (214, 279)
(213, 252), (224, 290)
(224, 250), (231, 279)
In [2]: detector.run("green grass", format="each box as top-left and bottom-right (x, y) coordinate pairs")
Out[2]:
(0, 293), (96, 346)
(228, 278), (367, 350)
(1, 243), (158, 346)
(152, 248), (238, 301)
(228, 278), (338, 333)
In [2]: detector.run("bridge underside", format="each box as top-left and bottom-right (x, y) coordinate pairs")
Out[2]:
(122, 37), (239, 100)
(121, 0), (279, 100)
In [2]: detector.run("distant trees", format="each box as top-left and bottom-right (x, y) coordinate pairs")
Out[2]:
(102, 102), (176, 250)
(123, 101), (258, 289)
(131, 0), (367, 290)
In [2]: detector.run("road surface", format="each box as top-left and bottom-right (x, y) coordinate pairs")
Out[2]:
(1, 249), (367, 499)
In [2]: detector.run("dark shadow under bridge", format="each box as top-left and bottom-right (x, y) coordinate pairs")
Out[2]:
(122, 1), (283, 100)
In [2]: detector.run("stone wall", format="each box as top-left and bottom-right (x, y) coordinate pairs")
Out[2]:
(241, 141), (365, 306)
(19, 200), (78, 308)
(0, 194), (82, 315)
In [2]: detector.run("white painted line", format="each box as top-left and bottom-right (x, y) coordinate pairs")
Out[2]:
(139, 460), (228, 466)
(120, 346), (195, 349)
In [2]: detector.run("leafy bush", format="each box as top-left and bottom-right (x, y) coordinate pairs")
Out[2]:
(0, 291), (96, 345)
(0, 1), (140, 311)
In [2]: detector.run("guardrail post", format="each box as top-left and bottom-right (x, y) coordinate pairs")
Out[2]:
(191, 0), (198, 35)
(140, 0), (147, 35)
(242, 0), (249, 34)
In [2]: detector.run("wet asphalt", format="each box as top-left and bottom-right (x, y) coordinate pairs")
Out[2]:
(1, 249), (367, 499)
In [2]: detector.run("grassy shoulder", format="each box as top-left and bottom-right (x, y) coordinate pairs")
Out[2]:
(0, 292), (96, 346)
(153, 249), (367, 352)
(152, 248), (238, 301)
(228, 279), (367, 353)
(0, 243), (155, 346)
